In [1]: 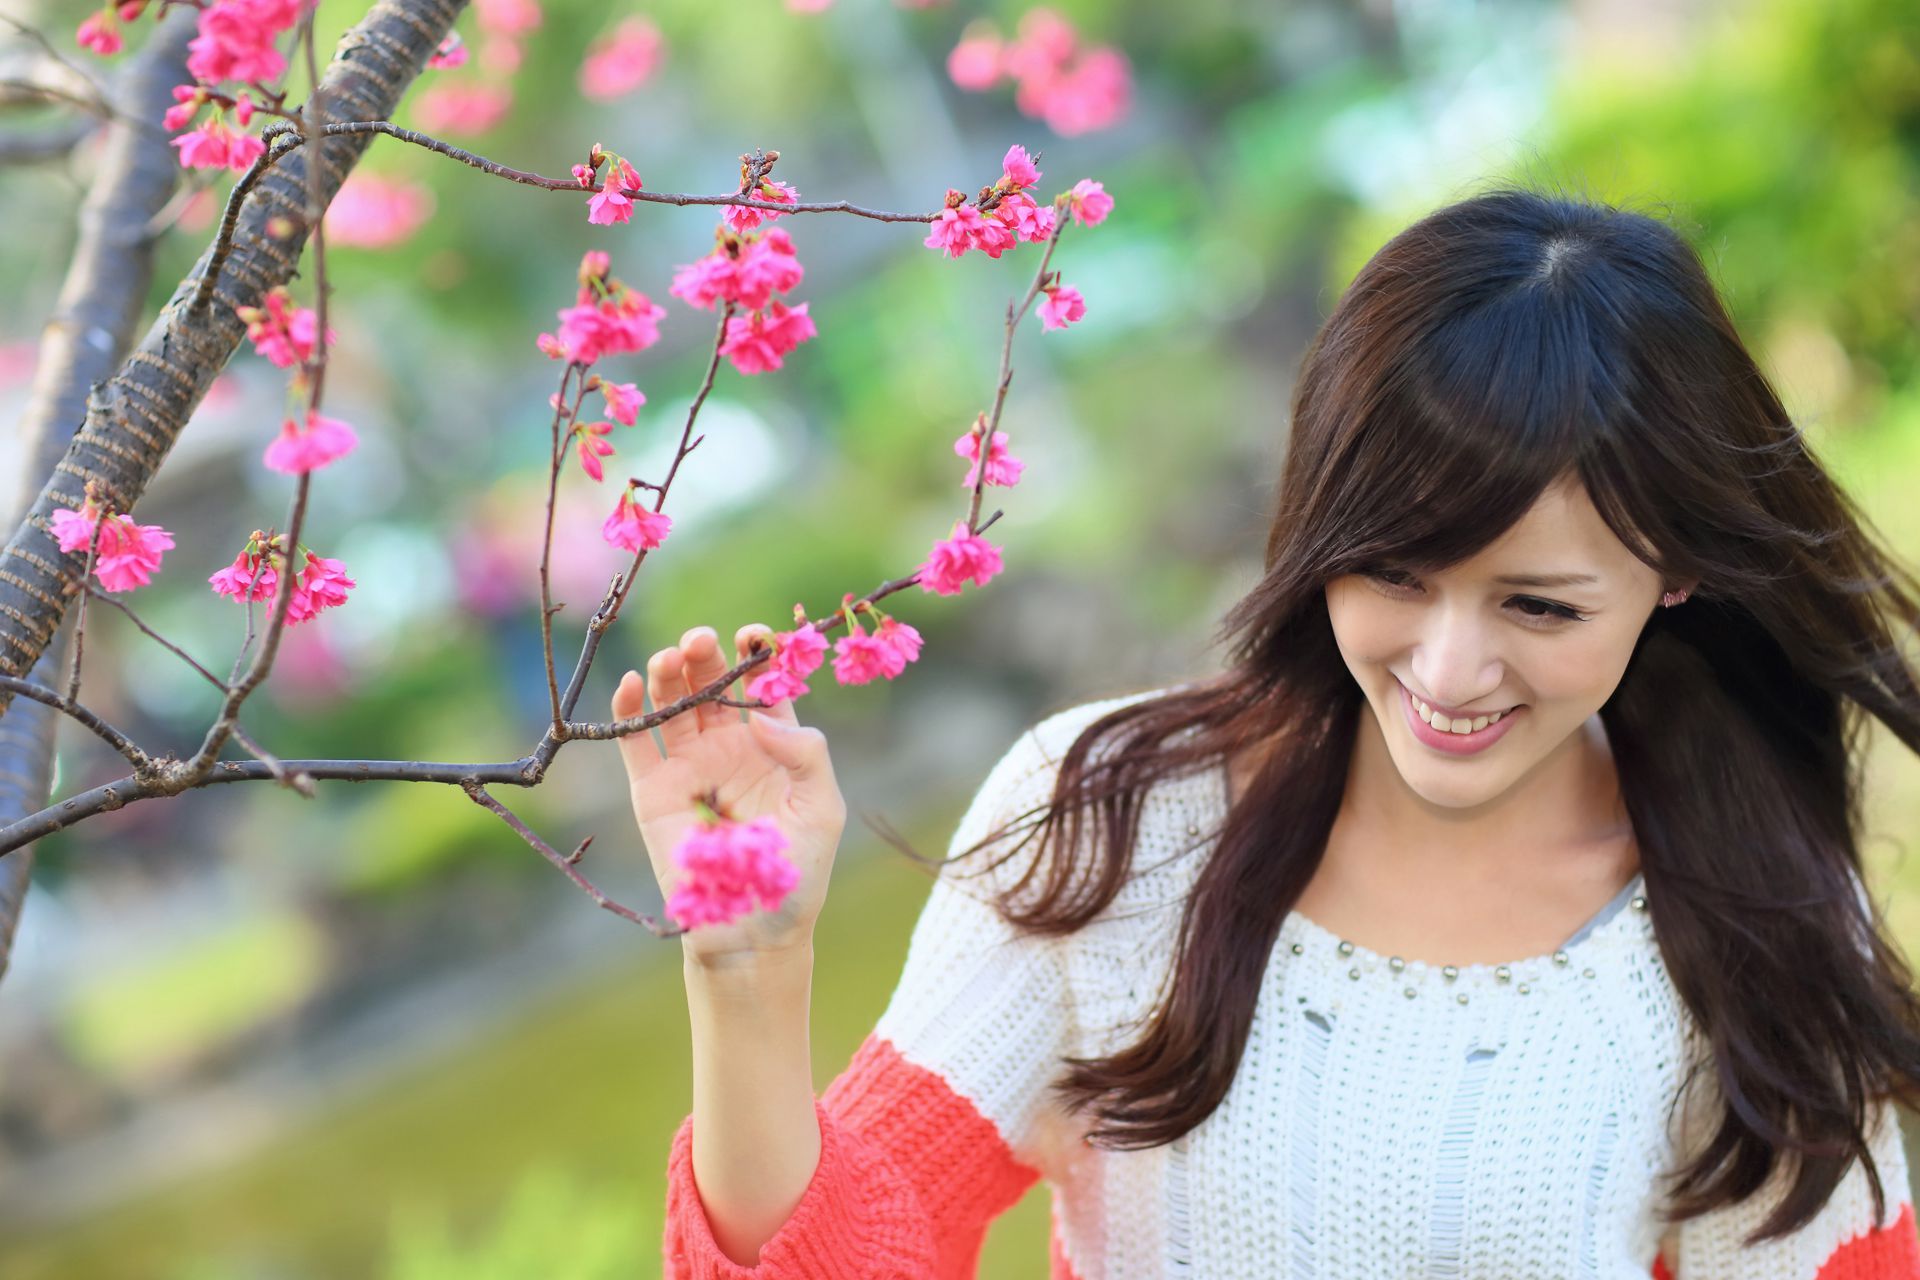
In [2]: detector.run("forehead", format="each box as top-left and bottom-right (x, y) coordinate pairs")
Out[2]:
(1449, 476), (1640, 580)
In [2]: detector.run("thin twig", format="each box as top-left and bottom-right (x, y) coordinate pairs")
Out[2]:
(63, 506), (106, 704)
(461, 782), (685, 936)
(0, 675), (149, 764)
(538, 362), (579, 729)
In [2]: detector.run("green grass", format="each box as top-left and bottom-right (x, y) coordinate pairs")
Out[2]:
(0, 832), (1053, 1279)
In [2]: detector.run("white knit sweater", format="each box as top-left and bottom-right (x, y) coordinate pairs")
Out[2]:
(864, 687), (1918, 1279)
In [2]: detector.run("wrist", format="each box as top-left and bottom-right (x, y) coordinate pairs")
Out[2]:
(683, 940), (815, 993)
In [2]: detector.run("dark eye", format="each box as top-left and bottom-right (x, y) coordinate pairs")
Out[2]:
(1363, 567), (1418, 589)
(1513, 596), (1585, 622)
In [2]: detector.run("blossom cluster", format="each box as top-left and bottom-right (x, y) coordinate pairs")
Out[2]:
(670, 204), (818, 376)
(536, 250), (668, 367)
(407, 0), (538, 137)
(664, 813), (801, 930)
(743, 602), (926, 706)
(578, 17), (663, 102)
(236, 287), (361, 476)
(949, 8), (1131, 136)
(49, 500), (175, 593)
(922, 148), (1112, 336)
(923, 145), (1055, 260)
(154, 0), (313, 171)
(208, 535), (356, 625)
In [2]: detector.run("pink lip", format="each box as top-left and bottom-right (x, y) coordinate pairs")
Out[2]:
(1396, 678), (1522, 756)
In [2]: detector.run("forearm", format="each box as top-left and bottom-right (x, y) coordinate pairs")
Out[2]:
(682, 943), (821, 1267)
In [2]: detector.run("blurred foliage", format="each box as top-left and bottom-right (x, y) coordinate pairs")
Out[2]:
(61, 911), (327, 1083)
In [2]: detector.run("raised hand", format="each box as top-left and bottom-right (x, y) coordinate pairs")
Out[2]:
(613, 622), (846, 965)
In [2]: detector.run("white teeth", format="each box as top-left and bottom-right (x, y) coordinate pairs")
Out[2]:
(1412, 691), (1510, 734)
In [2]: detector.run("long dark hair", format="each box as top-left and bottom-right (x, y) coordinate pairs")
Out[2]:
(950, 182), (1920, 1245)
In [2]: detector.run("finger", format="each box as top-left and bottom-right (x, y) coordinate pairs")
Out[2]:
(610, 669), (662, 776)
(736, 622), (799, 727)
(647, 643), (701, 757)
(748, 712), (833, 791)
(679, 625), (734, 732)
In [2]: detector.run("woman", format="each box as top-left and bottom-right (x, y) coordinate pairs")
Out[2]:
(617, 186), (1920, 1277)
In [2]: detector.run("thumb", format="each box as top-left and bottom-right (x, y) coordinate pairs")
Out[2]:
(749, 709), (828, 784)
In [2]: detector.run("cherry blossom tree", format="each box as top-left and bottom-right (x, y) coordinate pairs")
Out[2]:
(0, 0), (1112, 983)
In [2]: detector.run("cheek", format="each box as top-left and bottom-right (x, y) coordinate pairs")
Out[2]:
(1524, 621), (1643, 704)
(1323, 583), (1402, 664)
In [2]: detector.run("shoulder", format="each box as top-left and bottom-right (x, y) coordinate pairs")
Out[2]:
(953, 682), (1196, 900)
(1023, 684), (1180, 766)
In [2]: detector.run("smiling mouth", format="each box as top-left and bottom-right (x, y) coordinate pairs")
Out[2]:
(1396, 678), (1519, 734)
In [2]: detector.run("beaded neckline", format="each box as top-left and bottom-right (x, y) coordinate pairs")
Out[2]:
(1279, 871), (1647, 997)
(1206, 759), (1651, 1000)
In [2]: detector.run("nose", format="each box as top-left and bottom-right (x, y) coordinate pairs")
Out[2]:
(1407, 605), (1506, 712)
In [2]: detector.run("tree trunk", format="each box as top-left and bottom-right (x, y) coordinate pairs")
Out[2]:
(0, 0), (467, 985)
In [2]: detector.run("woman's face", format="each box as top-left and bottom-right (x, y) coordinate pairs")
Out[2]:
(1322, 475), (1682, 812)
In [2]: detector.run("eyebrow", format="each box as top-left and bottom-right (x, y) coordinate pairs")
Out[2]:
(1492, 573), (1600, 588)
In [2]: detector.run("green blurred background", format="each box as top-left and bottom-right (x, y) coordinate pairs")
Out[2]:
(0, 0), (1917, 1273)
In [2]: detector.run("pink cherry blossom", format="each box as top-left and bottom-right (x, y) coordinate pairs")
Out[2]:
(668, 253), (735, 311)
(587, 186), (632, 226)
(602, 488), (672, 552)
(831, 630), (892, 686)
(1004, 7), (1076, 77)
(664, 816), (801, 929)
(600, 380), (643, 426)
(874, 616), (924, 674)
(1067, 178), (1113, 226)
(1035, 47), (1131, 136)
(238, 288), (334, 368)
(785, 0), (833, 11)
(574, 420), (615, 481)
(172, 116), (260, 171)
(1039, 282), (1085, 332)
(917, 524), (1003, 595)
(209, 550), (267, 601)
(586, 158), (641, 226)
(994, 191), (1056, 244)
(578, 16), (663, 101)
(671, 221), (805, 311)
(163, 85), (205, 131)
(77, 12), (122, 55)
(723, 179), (799, 235)
(923, 195), (1015, 260)
(947, 30), (1003, 90)
(263, 410), (359, 474)
(428, 33), (468, 68)
(745, 623), (826, 704)
(285, 552), (355, 623)
(52, 506), (175, 593)
(718, 300), (816, 375)
(187, 0), (304, 85)
(412, 82), (512, 135)
(955, 423), (1025, 487)
(554, 288), (667, 365)
(1002, 144), (1041, 188)
(958, 9), (1130, 136)
(325, 173), (434, 249)
(730, 227), (805, 309)
(475, 0), (540, 39)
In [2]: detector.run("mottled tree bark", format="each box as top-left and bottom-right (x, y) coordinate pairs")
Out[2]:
(0, 0), (466, 984)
